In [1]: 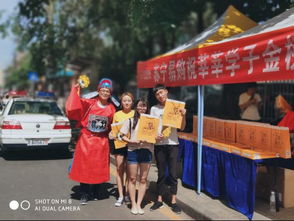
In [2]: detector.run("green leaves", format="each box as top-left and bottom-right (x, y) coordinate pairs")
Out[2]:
(2, 0), (293, 92)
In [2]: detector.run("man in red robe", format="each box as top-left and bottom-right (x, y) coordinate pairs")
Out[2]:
(66, 78), (116, 205)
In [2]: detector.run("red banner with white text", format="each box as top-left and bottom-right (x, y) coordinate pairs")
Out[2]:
(137, 26), (294, 88)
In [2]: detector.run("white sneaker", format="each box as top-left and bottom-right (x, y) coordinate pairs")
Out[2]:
(138, 208), (144, 215)
(131, 207), (138, 215)
(115, 197), (124, 207)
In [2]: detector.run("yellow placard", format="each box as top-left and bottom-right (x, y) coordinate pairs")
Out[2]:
(111, 122), (127, 149)
(162, 99), (185, 129)
(136, 114), (160, 144)
(162, 126), (171, 138)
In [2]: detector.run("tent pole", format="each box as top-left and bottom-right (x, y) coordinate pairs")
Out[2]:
(136, 88), (140, 100)
(197, 85), (204, 194)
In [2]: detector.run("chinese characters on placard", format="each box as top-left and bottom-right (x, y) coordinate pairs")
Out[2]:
(136, 114), (160, 144)
(162, 99), (185, 129)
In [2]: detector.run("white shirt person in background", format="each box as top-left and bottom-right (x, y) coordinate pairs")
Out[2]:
(239, 83), (262, 121)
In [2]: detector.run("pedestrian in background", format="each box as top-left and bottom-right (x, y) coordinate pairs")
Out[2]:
(150, 84), (186, 214)
(120, 98), (153, 215)
(109, 92), (135, 207)
(66, 78), (116, 205)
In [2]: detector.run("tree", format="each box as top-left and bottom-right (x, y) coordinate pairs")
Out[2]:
(5, 55), (31, 90)
(3, 0), (293, 93)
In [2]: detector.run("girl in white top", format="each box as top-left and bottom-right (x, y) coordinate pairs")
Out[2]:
(120, 98), (153, 215)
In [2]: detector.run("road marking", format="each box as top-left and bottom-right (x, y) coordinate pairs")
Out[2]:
(109, 162), (183, 220)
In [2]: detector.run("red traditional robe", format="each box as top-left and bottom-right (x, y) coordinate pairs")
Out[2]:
(278, 111), (294, 132)
(66, 86), (116, 184)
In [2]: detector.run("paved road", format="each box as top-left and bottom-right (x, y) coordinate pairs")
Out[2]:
(0, 149), (193, 220)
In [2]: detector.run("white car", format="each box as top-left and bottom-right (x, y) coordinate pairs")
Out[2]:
(0, 97), (71, 152)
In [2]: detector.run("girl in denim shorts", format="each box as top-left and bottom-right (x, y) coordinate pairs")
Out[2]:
(120, 98), (153, 215)
(109, 92), (134, 207)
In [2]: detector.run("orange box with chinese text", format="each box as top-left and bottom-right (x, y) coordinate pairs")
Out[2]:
(225, 120), (236, 144)
(215, 118), (225, 142)
(271, 126), (291, 158)
(203, 117), (209, 139)
(254, 124), (272, 152)
(192, 115), (198, 136)
(236, 121), (251, 147)
(206, 117), (216, 139)
(248, 122), (257, 149)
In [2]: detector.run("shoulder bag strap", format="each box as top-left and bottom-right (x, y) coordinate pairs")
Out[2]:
(129, 118), (132, 138)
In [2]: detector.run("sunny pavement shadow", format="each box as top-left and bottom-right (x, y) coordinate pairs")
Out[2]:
(0, 149), (73, 161)
(146, 180), (209, 219)
(70, 182), (116, 201)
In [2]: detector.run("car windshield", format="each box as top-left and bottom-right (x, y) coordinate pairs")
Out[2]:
(8, 101), (63, 115)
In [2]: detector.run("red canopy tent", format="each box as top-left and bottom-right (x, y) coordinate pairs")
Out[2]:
(137, 7), (294, 87)
(136, 7), (294, 200)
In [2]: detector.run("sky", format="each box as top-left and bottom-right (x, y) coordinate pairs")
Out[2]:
(0, 0), (20, 70)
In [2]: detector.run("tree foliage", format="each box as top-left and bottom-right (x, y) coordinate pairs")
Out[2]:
(2, 0), (293, 92)
(5, 55), (31, 89)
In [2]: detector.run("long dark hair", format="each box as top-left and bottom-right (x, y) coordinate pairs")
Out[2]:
(132, 98), (150, 130)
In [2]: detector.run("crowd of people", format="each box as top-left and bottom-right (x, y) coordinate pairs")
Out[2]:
(65, 78), (186, 215)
